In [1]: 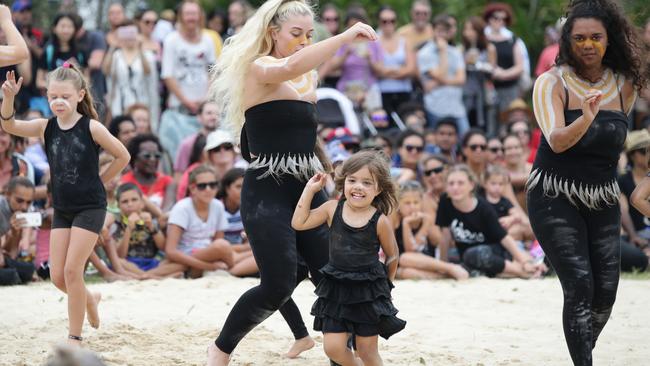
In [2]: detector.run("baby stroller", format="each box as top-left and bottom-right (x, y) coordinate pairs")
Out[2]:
(316, 87), (377, 138)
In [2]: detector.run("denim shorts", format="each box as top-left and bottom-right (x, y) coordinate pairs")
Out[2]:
(52, 208), (107, 234)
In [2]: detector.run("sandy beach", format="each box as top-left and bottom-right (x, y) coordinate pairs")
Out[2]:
(1, 275), (649, 365)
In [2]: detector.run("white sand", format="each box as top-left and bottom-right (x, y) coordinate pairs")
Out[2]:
(1, 275), (649, 365)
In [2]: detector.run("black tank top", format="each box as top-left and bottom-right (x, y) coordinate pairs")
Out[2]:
(240, 100), (323, 181)
(492, 37), (518, 88)
(44, 115), (106, 211)
(329, 199), (382, 271)
(528, 75), (628, 209)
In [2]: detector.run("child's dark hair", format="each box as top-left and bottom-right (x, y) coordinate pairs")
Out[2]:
(116, 182), (143, 201)
(216, 167), (245, 199)
(6, 176), (34, 194)
(108, 115), (135, 138)
(188, 134), (207, 166)
(334, 150), (397, 215)
(189, 164), (217, 185)
(46, 63), (99, 120)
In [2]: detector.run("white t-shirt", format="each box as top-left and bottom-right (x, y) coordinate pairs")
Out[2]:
(168, 197), (228, 254)
(161, 31), (216, 109)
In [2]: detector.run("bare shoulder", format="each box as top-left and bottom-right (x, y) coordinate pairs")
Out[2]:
(88, 119), (108, 133)
(253, 55), (287, 67)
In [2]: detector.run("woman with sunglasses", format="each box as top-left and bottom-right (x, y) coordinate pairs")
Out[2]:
(376, 5), (415, 125)
(121, 134), (174, 211)
(527, 0), (648, 363)
(164, 164), (234, 279)
(394, 129), (425, 181)
(482, 2), (525, 113)
(486, 136), (505, 166)
(136, 9), (162, 59)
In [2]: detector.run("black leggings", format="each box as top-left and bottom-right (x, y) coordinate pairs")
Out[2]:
(527, 186), (620, 366)
(278, 263), (312, 340)
(461, 243), (511, 277)
(215, 169), (330, 353)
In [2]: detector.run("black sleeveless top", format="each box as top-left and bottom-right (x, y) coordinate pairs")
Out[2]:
(492, 37), (518, 88)
(527, 76), (628, 209)
(329, 199), (382, 271)
(44, 115), (106, 211)
(240, 100), (323, 181)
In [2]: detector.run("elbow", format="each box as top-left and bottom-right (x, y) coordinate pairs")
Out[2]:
(630, 191), (643, 211)
(290, 219), (302, 231)
(547, 135), (567, 154)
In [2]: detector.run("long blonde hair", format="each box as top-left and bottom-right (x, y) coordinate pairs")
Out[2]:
(208, 0), (314, 140)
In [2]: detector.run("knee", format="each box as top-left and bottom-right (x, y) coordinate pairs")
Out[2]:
(51, 270), (66, 290)
(323, 340), (347, 360)
(63, 265), (83, 284)
(261, 279), (294, 306)
(355, 343), (378, 362)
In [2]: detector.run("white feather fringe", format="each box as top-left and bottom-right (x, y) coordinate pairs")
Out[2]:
(248, 152), (324, 181)
(526, 168), (620, 210)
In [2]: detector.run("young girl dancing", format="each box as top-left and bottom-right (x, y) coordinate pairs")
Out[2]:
(292, 150), (406, 366)
(0, 65), (130, 345)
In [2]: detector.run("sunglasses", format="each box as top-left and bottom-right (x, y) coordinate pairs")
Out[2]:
(210, 144), (234, 152)
(488, 146), (504, 154)
(404, 144), (424, 153)
(380, 18), (396, 25)
(513, 129), (529, 135)
(14, 197), (33, 205)
(468, 144), (487, 152)
(195, 181), (219, 191)
(323, 17), (339, 22)
(142, 19), (157, 25)
(424, 166), (445, 176)
(139, 152), (162, 160)
(490, 15), (507, 21)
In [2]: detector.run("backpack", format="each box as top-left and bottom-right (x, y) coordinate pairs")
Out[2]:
(45, 43), (85, 70)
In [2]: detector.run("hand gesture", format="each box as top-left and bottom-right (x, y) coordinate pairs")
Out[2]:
(2, 71), (23, 100)
(342, 22), (377, 44)
(140, 212), (154, 230)
(306, 173), (327, 194)
(0, 5), (12, 23)
(10, 212), (26, 232)
(403, 212), (423, 226)
(127, 212), (141, 230)
(581, 89), (602, 123)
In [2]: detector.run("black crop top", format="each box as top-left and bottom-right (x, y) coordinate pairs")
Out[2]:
(240, 100), (323, 181)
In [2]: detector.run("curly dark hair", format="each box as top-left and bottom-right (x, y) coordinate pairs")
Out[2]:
(127, 133), (162, 168)
(556, 0), (649, 90)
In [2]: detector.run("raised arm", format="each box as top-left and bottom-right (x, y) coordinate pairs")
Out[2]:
(291, 173), (335, 230)
(0, 5), (29, 67)
(532, 70), (602, 153)
(0, 71), (47, 138)
(251, 22), (376, 84)
(377, 215), (399, 281)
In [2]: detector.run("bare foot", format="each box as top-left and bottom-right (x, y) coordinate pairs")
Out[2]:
(86, 292), (101, 329)
(66, 338), (82, 347)
(285, 336), (315, 358)
(207, 343), (230, 366)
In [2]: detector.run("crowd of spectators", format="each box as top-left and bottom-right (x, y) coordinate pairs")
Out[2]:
(2, 0), (650, 285)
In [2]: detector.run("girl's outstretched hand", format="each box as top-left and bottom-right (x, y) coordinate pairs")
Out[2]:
(306, 173), (327, 194)
(2, 70), (23, 99)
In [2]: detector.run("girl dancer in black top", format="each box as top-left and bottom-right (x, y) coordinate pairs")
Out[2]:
(207, 0), (377, 364)
(1, 65), (129, 345)
(527, 0), (648, 364)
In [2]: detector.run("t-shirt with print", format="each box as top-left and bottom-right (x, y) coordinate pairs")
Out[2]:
(109, 217), (159, 259)
(160, 31), (216, 109)
(435, 194), (507, 256)
(38, 44), (87, 72)
(0, 195), (12, 237)
(482, 195), (513, 218)
(167, 197), (228, 254)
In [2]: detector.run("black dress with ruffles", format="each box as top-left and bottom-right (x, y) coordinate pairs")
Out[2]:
(311, 200), (406, 339)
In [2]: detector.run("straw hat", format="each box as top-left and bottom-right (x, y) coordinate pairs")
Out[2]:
(625, 129), (650, 153)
